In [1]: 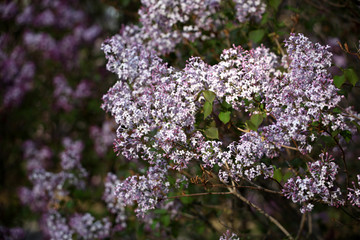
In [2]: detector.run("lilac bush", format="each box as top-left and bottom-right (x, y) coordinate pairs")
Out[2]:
(102, 25), (360, 237)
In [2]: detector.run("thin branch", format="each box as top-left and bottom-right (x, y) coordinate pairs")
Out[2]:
(199, 183), (283, 195)
(235, 126), (250, 133)
(324, 129), (349, 198)
(338, 105), (360, 121)
(228, 186), (294, 240)
(238, 175), (283, 195)
(167, 191), (232, 199)
(295, 213), (306, 240)
(307, 213), (312, 238)
(269, 32), (285, 56)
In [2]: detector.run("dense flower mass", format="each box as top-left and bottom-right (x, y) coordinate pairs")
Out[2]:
(0, 0), (100, 109)
(102, 32), (357, 216)
(19, 139), (87, 213)
(112, 0), (267, 54)
(234, 0), (266, 23)
(283, 153), (344, 213)
(103, 173), (127, 231)
(348, 175), (360, 207)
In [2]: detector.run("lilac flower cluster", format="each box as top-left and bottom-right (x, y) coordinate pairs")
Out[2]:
(90, 120), (116, 157)
(115, 163), (170, 217)
(219, 230), (240, 240)
(103, 173), (127, 231)
(0, 226), (25, 240)
(263, 34), (345, 152)
(42, 211), (111, 240)
(53, 75), (91, 111)
(69, 213), (111, 240)
(23, 140), (52, 173)
(43, 211), (74, 240)
(283, 153), (344, 213)
(19, 139), (87, 212)
(0, 35), (35, 108)
(219, 132), (275, 182)
(19, 138), (113, 239)
(0, 0), (100, 109)
(348, 175), (360, 207)
(234, 0), (266, 23)
(60, 138), (85, 171)
(113, 0), (266, 54)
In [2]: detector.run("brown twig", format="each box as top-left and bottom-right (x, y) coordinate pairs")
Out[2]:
(167, 191), (232, 199)
(307, 213), (312, 238)
(228, 186), (294, 239)
(295, 213), (306, 240)
(338, 41), (360, 60)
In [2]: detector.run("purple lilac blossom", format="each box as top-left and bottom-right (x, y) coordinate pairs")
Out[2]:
(60, 138), (84, 170)
(0, 226), (25, 240)
(23, 140), (52, 173)
(19, 139), (87, 212)
(0, 0), (101, 108)
(69, 213), (111, 239)
(103, 173), (127, 231)
(43, 211), (74, 240)
(348, 175), (360, 207)
(0, 41), (35, 108)
(90, 120), (116, 157)
(234, 0), (266, 23)
(115, 162), (170, 217)
(219, 230), (240, 240)
(283, 153), (344, 213)
(112, 0), (266, 55)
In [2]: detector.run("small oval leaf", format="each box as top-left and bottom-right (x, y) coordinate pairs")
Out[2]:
(345, 68), (358, 86)
(249, 29), (265, 43)
(203, 101), (212, 119)
(203, 90), (216, 103)
(219, 111), (231, 124)
(205, 127), (219, 139)
(333, 74), (345, 88)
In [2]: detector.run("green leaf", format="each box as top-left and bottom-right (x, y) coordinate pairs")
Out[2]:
(161, 215), (171, 226)
(219, 111), (231, 124)
(66, 200), (74, 209)
(283, 172), (293, 182)
(332, 107), (342, 114)
(340, 130), (352, 143)
(286, 6), (301, 13)
(337, 89), (348, 97)
(246, 114), (264, 131)
(344, 68), (359, 86)
(151, 220), (158, 230)
(331, 129), (340, 137)
(249, 29), (265, 43)
(333, 74), (345, 88)
(203, 90), (216, 103)
(180, 196), (194, 204)
(221, 101), (232, 109)
(203, 101), (212, 119)
(153, 209), (167, 214)
(205, 127), (219, 139)
(270, 0), (282, 10)
(250, 113), (264, 125)
(260, 12), (269, 25)
(273, 168), (282, 182)
(290, 158), (304, 168)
